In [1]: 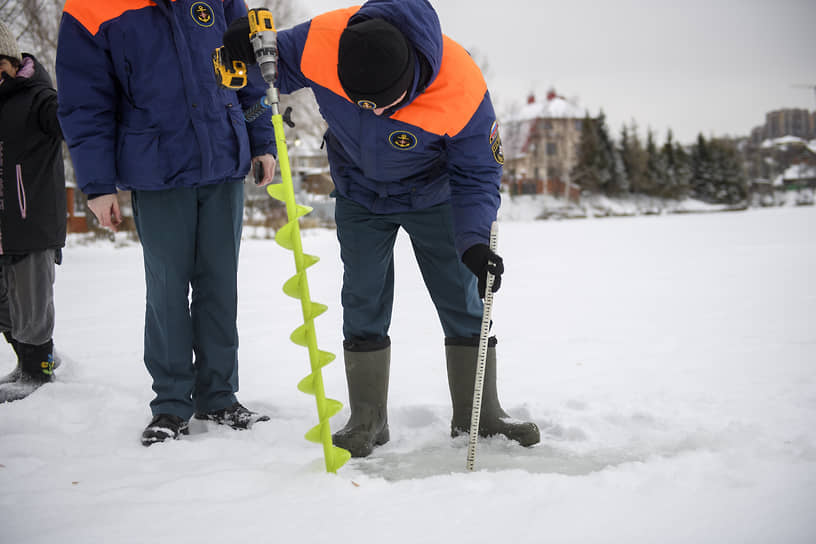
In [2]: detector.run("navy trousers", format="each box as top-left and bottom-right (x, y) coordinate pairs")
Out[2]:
(132, 180), (243, 419)
(335, 195), (484, 345)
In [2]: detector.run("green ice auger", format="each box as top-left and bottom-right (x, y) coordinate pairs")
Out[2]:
(266, 122), (350, 473)
(249, 8), (350, 473)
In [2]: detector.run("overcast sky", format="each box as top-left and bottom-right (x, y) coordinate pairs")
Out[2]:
(290, 0), (815, 144)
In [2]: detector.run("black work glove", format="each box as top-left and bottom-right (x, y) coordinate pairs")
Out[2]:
(462, 244), (504, 298)
(223, 16), (256, 65)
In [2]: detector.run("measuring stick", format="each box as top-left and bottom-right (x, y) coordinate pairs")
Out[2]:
(466, 221), (499, 471)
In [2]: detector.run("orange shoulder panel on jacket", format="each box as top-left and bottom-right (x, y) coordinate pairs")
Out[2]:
(63, 0), (160, 35)
(300, 7), (360, 100)
(391, 36), (487, 138)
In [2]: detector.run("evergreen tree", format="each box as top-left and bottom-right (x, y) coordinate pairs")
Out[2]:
(620, 122), (648, 194)
(571, 112), (603, 193)
(690, 134), (747, 204)
(645, 129), (665, 196)
(710, 139), (748, 204)
(596, 112), (627, 195)
(674, 143), (693, 198)
(690, 134), (715, 201)
(660, 130), (690, 199)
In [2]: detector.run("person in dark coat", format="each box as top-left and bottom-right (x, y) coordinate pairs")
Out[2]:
(0, 22), (66, 403)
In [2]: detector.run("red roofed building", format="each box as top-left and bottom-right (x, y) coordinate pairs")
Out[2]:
(501, 89), (584, 202)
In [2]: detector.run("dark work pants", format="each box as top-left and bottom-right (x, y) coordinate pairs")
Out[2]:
(334, 195), (483, 344)
(132, 181), (243, 420)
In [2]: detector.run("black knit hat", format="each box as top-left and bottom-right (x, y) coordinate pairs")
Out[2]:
(337, 18), (414, 110)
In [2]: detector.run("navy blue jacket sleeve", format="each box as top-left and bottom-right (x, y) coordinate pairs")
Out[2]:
(276, 20), (313, 95)
(446, 91), (503, 256)
(56, 12), (118, 196)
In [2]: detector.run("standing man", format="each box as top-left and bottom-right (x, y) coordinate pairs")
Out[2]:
(56, 0), (278, 445)
(0, 22), (66, 403)
(224, 0), (540, 457)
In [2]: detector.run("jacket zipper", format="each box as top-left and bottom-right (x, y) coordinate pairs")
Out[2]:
(16, 164), (27, 219)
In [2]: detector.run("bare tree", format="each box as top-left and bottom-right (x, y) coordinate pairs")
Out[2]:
(0, 0), (62, 75)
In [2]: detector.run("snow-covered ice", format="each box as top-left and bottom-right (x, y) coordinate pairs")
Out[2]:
(1, 206), (814, 543)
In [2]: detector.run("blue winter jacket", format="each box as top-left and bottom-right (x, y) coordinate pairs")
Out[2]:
(276, 0), (504, 255)
(56, 0), (276, 196)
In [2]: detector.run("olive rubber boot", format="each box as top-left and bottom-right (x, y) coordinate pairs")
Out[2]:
(446, 339), (540, 447)
(332, 346), (390, 458)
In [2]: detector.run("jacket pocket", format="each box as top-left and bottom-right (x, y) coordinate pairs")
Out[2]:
(227, 106), (251, 173)
(116, 127), (162, 188)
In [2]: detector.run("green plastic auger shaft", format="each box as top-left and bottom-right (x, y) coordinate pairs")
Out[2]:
(266, 113), (351, 473)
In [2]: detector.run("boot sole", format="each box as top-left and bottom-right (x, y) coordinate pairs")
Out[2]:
(333, 425), (390, 458)
(451, 422), (540, 447)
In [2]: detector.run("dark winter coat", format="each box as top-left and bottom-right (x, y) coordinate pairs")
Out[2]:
(276, 0), (504, 256)
(55, 0), (276, 196)
(0, 54), (66, 256)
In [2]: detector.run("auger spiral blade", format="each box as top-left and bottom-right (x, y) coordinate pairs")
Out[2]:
(265, 112), (349, 473)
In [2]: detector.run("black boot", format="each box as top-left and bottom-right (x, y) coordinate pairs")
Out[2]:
(1, 331), (22, 385)
(446, 338), (540, 447)
(141, 413), (190, 446)
(18, 339), (55, 382)
(0, 339), (54, 403)
(194, 402), (270, 430)
(332, 345), (390, 458)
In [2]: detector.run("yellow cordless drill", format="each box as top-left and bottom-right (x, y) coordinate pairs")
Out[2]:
(212, 8), (278, 90)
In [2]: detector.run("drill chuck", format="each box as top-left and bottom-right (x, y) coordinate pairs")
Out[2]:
(251, 32), (278, 85)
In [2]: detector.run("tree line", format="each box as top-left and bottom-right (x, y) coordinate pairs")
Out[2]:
(571, 112), (749, 204)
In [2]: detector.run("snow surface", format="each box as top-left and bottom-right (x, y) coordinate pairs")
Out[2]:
(2, 207), (816, 543)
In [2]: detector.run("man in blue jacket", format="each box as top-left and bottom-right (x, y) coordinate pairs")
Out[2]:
(56, 0), (278, 446)
(225, 0), (539, 457)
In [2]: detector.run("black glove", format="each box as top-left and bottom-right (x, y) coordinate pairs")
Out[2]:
(223, 16), (255, 65)
(462, 244), (504, 298)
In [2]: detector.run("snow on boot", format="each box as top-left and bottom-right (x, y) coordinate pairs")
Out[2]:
(332, 345), (390, 458)
(194, 402), (270, 430)
(1, 331), (22, 385)
(141, 413), (190, 446)
(0, 339), (54, 403)
(445, 339), (540, 447)
(0, 364), (21, 386)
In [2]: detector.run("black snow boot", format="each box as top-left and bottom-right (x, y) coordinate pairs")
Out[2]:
(141, 413), (190, 446)
(0, 331), (22, 385)
(0, 339), (55, 403)
(194, 402), (270, 430)
(446, 338), (540, 447)
(332, 344), (391, 458)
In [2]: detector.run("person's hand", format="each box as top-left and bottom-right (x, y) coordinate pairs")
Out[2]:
(223, 16), (255, 65)
(252, 154), (277, 186)
(87, 193), (122, 231)
(462, 244), (504, 298)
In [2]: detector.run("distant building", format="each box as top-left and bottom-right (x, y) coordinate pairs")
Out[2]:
(750, 108), (816, 144)
(501, 89), (583, 202)
(779, 163), (816, 190)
